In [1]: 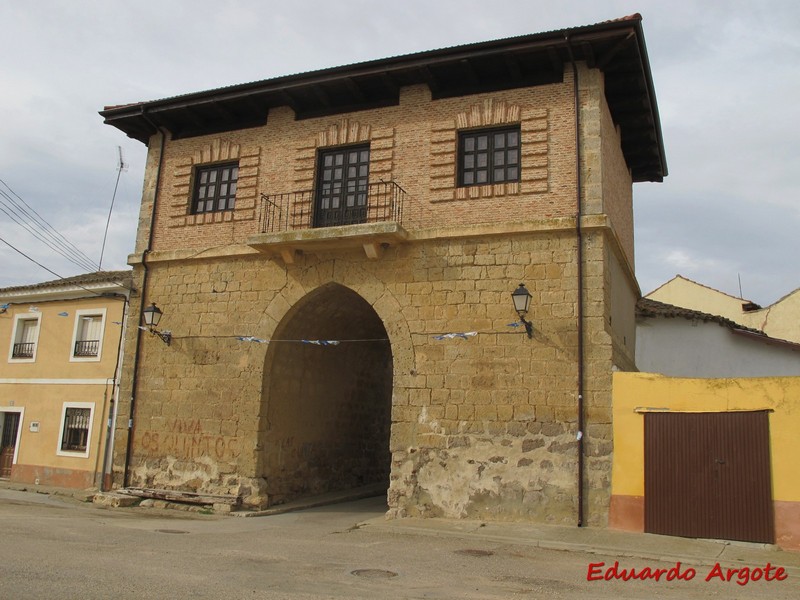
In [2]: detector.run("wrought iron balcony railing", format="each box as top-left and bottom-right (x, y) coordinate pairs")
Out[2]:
(259, 181), (406, 234)
(11, 342), (35, 358)
(74, 339), (100, 357)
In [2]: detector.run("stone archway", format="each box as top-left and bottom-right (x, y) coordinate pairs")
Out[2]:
(260, 283), (393, 505)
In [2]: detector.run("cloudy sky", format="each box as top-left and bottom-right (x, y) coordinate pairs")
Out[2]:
(1, 1), (798, 305)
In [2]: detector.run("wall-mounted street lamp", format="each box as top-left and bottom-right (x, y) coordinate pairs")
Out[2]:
(142, 303), (171, 346)
(511, 283), (533, 339)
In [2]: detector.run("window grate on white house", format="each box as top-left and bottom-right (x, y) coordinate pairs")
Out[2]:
(61, 407), (90, 452)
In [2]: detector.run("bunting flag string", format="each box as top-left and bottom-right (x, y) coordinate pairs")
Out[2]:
(137, 325), (527, 346)
(432, 331), (478, 341)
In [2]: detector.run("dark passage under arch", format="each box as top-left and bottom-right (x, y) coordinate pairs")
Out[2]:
(261, 283), (392, 505)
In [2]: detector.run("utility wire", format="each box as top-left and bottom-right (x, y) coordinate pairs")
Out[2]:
(0, 179), (97, 266)
(0, 202), (97, 272)
(0, 178), (99, 272)
(0, 186), (97, 272)
(0, 234), (132, 297)
(0, 189), (97, 272)
(0, 190), (97, 272)
(0, 234), (68, 281)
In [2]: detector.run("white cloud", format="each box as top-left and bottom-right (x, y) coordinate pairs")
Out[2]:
(663, 250), (723, 273)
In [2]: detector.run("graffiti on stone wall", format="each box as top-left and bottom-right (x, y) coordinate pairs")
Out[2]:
(139, 419), (240, 461)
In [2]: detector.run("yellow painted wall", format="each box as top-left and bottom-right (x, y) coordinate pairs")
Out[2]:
(0, 295), (126, 487)
(646, 276), (800, 345)
(612, 372), (800, 503)
(746, 288), (800, 345)
(0, 297), (126, 380)
(646, 276), (745, 321)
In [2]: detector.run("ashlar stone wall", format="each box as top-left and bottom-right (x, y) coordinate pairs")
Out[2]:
(117, 219), (615, 523)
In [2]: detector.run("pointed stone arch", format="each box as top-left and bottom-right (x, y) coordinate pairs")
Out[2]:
(257, 274), (410, 506)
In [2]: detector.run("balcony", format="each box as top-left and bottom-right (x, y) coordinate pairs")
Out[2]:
(248, 181), (409, 263)
(74, 339), (100, 357)
(11, 342), (35, 359)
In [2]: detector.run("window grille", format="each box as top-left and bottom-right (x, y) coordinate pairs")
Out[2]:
(61, 408), (90, 452)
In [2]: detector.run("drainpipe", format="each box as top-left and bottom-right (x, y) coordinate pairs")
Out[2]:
(122, 110), (166, 488)
(565, 34), (586, 528)
(100, 296), (129, 491)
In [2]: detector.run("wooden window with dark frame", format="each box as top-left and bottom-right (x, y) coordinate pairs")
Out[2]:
(192, 162), (239, 214)
(458, 126), (521, 187)
(314, 145), (370, 228)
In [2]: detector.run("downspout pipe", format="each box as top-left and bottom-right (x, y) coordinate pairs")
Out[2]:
(565, 34), (586, 528)
(122, 110), (166, 488)
(100, 297), (129, 491)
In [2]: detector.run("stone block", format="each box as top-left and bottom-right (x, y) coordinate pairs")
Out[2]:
(92, 493), (139, 508)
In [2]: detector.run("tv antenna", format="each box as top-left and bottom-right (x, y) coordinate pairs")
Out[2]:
(98, 146), (127, 271)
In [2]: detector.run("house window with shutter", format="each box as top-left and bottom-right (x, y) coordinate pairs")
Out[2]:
(71, 310), (105, 361)
(8, 314), (40, 362)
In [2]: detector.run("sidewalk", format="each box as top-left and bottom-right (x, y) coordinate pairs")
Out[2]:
(0, 478), (96, 504)
(363, 515), (800, 576)
(3, 478), (798, 576)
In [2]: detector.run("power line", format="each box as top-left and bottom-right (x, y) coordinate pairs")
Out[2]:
(0, 183), (98, 272)
(0, 234), (68, 282)
(0, 178), (99, 272)
(0, 189), (97, 272)
(0, 234), (132, 298)
(0, 201), (97, 272)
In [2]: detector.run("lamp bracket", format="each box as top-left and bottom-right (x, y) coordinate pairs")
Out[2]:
(518, 315), (533, 339)
(149, 328), (172, 346)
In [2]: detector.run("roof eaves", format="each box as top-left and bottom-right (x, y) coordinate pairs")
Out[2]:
(102, 14), (646, 117)
(636, 297), (762, 334)
(0, 270), (134, 301)
(100, 14), (665, 181)
(729, 328), (800, 351)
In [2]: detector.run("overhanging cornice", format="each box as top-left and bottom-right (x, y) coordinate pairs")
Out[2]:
(101, 14), (666, 182)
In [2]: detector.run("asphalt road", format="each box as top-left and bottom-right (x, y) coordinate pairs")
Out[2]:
(0, 488), (797, 599)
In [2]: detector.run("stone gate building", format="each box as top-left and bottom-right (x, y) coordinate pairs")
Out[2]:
(102, 14), (666, 525)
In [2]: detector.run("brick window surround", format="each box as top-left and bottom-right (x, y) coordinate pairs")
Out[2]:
(458, 126), (521, 187)
(191, 162), (239, 214)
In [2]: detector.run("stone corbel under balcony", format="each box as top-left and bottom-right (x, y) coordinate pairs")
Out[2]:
(246, 222), (408, 264)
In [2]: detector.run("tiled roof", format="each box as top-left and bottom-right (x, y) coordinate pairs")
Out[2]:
(636, 297), (763, 334)
(638, 298), (800, 351)
(101, 14), (666, 183)
(0, 270), (133, 295)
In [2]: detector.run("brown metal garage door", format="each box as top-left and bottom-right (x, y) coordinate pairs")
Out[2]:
(644, 411), (774, 544)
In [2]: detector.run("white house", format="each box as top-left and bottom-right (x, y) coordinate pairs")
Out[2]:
(635, 298), (800, 378)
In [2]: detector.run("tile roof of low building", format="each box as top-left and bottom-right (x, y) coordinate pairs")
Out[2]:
(636, 297), (762, 333)
(0, 270), (133, 295)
